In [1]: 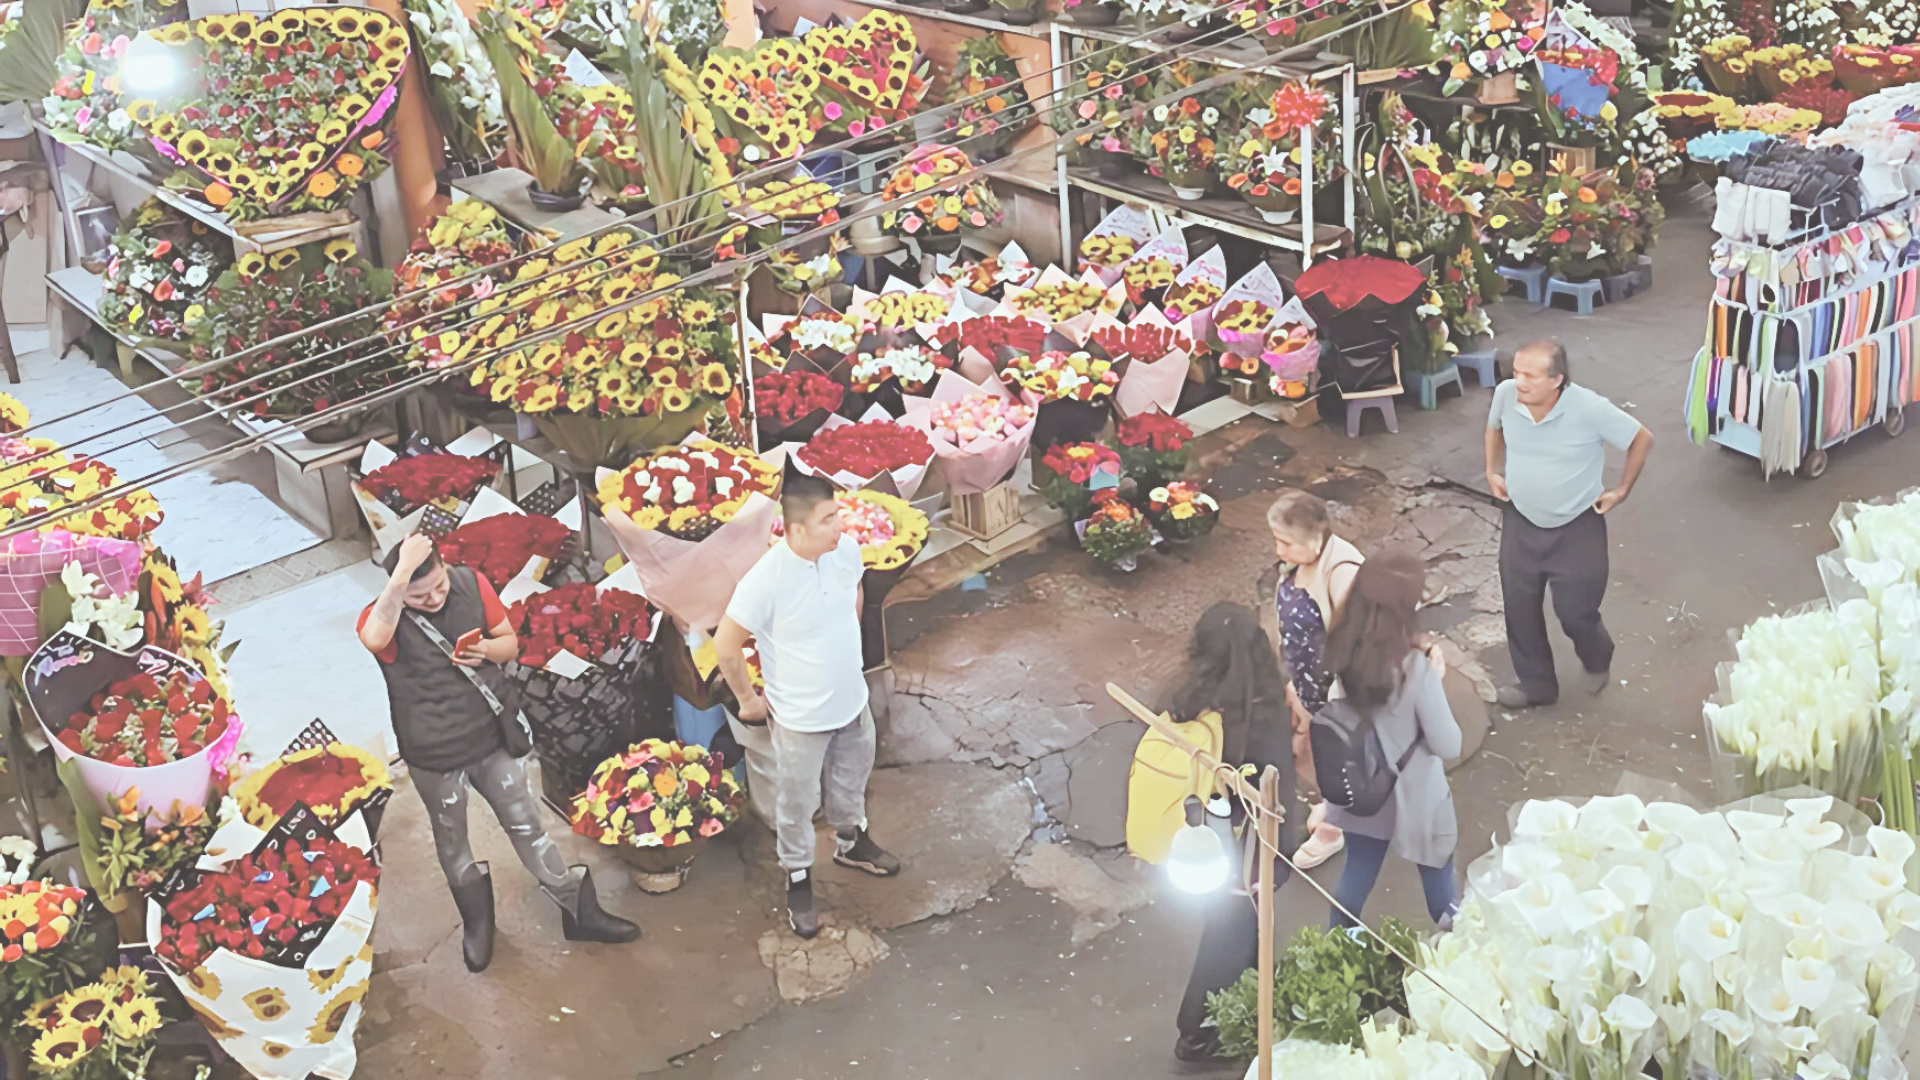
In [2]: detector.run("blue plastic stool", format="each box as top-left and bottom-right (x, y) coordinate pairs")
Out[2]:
(1411, 365), (1463, 410)
(1544, 276), (1605, 315)
(1453, 349), (1499, 388)
(1345, 397), (1399, 436)
(1496, 265), (1549, 304)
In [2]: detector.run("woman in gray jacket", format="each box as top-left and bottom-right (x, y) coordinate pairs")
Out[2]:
(1321, 553), (1461, 928)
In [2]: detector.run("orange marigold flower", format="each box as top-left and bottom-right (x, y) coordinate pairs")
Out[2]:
(309, 171), (339, 198)
(203, 182), (233, 207)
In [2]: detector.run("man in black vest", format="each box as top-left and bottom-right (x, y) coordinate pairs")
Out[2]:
(357, 533), (639, 972)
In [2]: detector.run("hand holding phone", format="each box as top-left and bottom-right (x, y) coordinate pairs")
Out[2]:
(453, 628), (485, 666)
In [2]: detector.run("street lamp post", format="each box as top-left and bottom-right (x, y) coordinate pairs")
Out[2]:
(1106, 683), (1284, 1080)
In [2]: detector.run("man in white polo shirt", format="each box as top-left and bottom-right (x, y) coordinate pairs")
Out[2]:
(1485, 340), (1653, 709)
(714, 470), (900, 938)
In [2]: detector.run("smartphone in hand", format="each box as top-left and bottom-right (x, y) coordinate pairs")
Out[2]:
(453, 628), (484, 663)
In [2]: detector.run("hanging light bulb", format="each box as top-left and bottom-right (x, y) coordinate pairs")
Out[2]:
(120, 32), (180, 97)
(1166, 795), (1230, 894)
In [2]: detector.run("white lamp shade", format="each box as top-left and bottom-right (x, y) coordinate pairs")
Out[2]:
(1166, 821), (1230, 894)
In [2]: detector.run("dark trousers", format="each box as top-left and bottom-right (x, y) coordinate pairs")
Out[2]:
(1328, 833), (1455, 927)
(1176, 837), (1291, 1040)
(1500, 507), (1614, 703)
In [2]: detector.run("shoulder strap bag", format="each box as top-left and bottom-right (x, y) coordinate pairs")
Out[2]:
(406, 611), (534, 757)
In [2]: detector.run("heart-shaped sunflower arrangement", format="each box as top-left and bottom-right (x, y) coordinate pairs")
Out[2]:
(807, 11), (927, 140)
(125, 8), (409, 222)
(698, 39), (822, 166)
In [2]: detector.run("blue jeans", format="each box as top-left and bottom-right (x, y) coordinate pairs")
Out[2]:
(1329, 833), (1456, 927)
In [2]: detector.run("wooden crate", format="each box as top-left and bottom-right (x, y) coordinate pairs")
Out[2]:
(1548, 143), (1599, 176)
(1229, 376), (1272, 406)
(949, 481), (1023, 541)
(1479, 71), (1520, 104)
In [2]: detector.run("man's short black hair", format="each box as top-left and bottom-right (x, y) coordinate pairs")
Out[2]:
(780, 465), (837, 522)
(380, 537), (443, 582)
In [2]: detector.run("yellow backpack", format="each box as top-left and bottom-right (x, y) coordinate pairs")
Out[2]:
(1125, 709), (1225, 864)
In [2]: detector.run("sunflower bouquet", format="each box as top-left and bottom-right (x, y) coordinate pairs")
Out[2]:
(698, 38), (821, 167)
(0, 439), (162, 542)
(187, 239), (397, 424)
(19, 966), (161, 1079)
(95, 199), (230, 344)
(137, 548), (230, 698)
(876, 145), (1002, 242)
(386, 201), (523, 371)
(126, 7), (407, 221)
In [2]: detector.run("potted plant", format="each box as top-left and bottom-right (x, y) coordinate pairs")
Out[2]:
(480, 10), (588, 210)
(1079, 492), (1153, 571)
(876, 144), (1003, 256)
(1139, 95), (1222, 201)
(942, 38), (1036, 161)
(1220, 82), (1338, 223)
(1036, 442), (1121, 520)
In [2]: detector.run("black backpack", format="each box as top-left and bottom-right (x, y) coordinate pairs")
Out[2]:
(1309, 699), (1419, 817)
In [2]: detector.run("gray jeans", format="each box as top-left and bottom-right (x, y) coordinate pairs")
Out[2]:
(412, 750), (574, 899)
(769, 706), (876, 871)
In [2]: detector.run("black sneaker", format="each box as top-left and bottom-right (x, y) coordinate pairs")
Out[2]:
(787, 870), (819, 939)
(1173, 1031), (1220, 1063)
(833, 828), (902, 877)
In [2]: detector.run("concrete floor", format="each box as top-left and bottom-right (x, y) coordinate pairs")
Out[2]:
(347, 202), (1920, 1080)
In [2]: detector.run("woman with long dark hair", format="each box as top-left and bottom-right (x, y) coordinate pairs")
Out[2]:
(1321, 553), (1462, 928)
(1165, 603), (1298, 1063)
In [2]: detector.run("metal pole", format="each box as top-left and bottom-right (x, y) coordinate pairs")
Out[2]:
(1256, 764), (1280, 1080)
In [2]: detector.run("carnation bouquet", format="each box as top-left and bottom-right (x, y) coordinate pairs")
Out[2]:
(572, 739), (745, 858)
(1146, 481), (1219, 541)
(96, 199), (229, 343)
(20, 965), (166, 1080)
(795, 417), (935, 498)
(599, 438), (781, 630)
(1079, 492), (1153, 567)
(125, 6), (406, 222)
(233, 742), (391, 830)
(1036, 442), (1120, 518)
(940, 37), (1034, 163)
(187, 239), (396, 425)
(1111, 410), (1192, 486)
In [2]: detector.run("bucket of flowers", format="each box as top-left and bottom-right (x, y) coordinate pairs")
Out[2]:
(503, 570), (660, 807)
(1036, 442), (1121, 519)
(876, 144), (1002, 255)
(1138, 96), (1221, 200)
(795, 416), (937, 499)
(597, 437), (781, 631)
(1111, 411), (1192, 489)
(148, 807), (380, 1079)
(570, 739), (745, 892)
(1146, 481), (1220, 543)
(1078, 491), (1153, 571)
(25, 630), (243, 827)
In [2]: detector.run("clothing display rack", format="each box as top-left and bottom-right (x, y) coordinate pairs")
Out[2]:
(1685, 195), (1920, 479)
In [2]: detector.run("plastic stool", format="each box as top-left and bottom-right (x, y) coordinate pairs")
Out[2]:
(1545, 277), (1605, 315)
(1453, 349), (1499, 387)
(1411, 365), (1463, 410)
(1345, 397), (1398, 437)
(1496, 265), (1549, 304)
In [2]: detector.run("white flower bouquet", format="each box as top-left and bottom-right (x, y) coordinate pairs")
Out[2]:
(1409, 793), (1920, 1080)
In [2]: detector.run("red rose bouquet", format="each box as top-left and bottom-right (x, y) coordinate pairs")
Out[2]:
(508, 583), (655, 668)
(753, 370), (845, 429)
(156, 836), (378, 969)
(1113, 411), (1192, 485)
(1147, 481), (1220, 541)
(1001, 351), (1119, 403)
(571, 739), (745, 849)
(1037, 442), (1119, 518)
(929, 314), (1047, 357)
(360, 452), (499, 514)
(436, 513), (572, 587)
(1091, 322), (1179, 363)
(233, 744), (391, 829)
(60, 670), (233, 767)
(597, 441), (780, 541)
(797, 421), (935, 483)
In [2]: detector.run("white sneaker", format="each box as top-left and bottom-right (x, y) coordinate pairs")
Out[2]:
(1294, 828), (1345, 870)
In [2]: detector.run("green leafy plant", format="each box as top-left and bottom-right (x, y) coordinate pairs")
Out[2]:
(620, 28), (728, 246)
(1206, 917), (1423, 1061)
(479, 8), (585, 197)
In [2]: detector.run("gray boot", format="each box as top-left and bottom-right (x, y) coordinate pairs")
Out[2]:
(449, 863), (495, 972)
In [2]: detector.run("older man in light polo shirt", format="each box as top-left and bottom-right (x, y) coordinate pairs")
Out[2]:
(714, 469), (900, 939)
(1485, 340), (1653, 709)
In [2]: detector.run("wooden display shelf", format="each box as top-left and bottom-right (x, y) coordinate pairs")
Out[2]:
(36, 123), (357, 255)
(450, 166), (625, 242)
(1063, 166), (1350, 255)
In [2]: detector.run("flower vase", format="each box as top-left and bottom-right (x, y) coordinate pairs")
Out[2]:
(1166, 171), (1210, 201)
(613, 839), (704, 893)
(917, 231), (965, 257)
(525, 180), (588, 213)
(1243, 190), (1300, 224)
(1112, 552), (1139, 572)
(1066, 0), (1120, 23)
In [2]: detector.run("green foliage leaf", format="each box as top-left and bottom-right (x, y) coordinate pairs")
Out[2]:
(1205, 917), (1424, 1062)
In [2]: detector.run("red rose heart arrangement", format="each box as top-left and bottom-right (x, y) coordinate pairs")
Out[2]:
(796, 420), (933, 480)
(359, 452), (498, 513)
(157, 836), (378, 969)
(436, 513), (571, 588)
(60, 671), (232, 767)
(508, 583), (654, 669)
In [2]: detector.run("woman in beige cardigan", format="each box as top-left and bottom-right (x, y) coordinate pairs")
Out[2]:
(1264, 490), (1363, 867)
